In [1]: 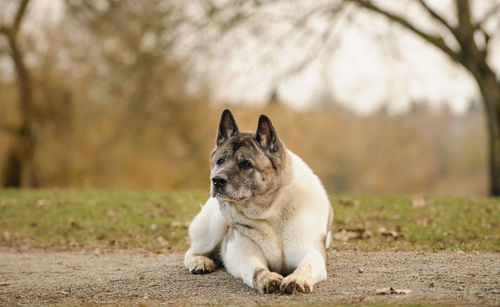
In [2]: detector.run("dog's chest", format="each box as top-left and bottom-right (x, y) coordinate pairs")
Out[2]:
(237, 220), (284, 268)
(220, 201), (290, 273)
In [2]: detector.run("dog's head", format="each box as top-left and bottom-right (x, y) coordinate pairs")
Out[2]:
(210, 109), (286, 205)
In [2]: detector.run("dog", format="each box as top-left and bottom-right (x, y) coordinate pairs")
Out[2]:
(184, 109), (333, 294)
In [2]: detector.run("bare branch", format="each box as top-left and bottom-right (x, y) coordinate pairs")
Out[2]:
(0, 122), (19, 135)
(0, 0), (30, 38)
(284, 27), (333, 77)
(0, 26), (9, 36)
(12, 0), (31, 35)
(477, 25), (491, 46)
(454, 0), (478, 51)
(477, 3), (500, 28)
(267, 4), (346, 95)
(347, 0), (460, 62)
(415, 0), (457, 36)
(473, 4), (499, 48)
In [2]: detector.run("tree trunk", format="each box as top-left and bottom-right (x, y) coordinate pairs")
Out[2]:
(347, 0), (500, 195)
(1, 29), (38, 187)
(476, 73), (500, 196)
(2, 146), (22, 187)
(487, 109), (500, 196)
(453, 0), (500, 196)
(466, 56), (500, 196)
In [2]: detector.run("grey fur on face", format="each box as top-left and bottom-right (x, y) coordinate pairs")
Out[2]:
(210, 110), (285, 207)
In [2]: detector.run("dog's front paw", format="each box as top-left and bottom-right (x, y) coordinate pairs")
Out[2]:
(188, 255), (215, 274)
(280, 273), (313, 294)
(253, 269), (283, 294)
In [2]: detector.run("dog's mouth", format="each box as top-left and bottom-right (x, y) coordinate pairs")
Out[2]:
(218, 195), (249, 204)
(211, 186), (228, 199)
(215, 194), (233, 201)
(214, 191), (235, 202)
(211, 186), (248, 202)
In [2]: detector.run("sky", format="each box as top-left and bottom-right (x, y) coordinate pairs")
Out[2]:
(3, 0), (500, 115)
(200, 0), (500, 115)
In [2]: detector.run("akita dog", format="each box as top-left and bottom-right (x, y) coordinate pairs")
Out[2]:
(184, 109), (333, 294)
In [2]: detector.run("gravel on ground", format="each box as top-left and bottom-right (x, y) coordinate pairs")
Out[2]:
(0, 248), (499, 305)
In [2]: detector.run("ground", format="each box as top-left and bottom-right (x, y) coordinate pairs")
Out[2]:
(1, 248), (499, 306)
(1, 190), (499, 305)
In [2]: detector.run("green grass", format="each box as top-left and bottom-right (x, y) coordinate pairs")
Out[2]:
(331, 194), (499, 251)
(0, 189), (498, 251)
(0, 189), (205, 250)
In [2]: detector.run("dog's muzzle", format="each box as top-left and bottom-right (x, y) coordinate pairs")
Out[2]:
(211, 176), (227, 188)
(211, 175), (228, 198)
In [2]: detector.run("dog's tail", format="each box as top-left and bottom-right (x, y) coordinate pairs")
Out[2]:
(325, 201), (334, 248)
(326, 230), (332, 248)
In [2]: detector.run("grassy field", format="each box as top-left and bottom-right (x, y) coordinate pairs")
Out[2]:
(0, 189), (498, 251)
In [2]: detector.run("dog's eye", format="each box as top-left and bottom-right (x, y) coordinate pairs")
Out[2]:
(239, 160), (253, 170)
(216, 157), (225, 165)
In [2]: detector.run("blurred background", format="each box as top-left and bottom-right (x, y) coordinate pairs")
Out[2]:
(0, 0), (499, 196)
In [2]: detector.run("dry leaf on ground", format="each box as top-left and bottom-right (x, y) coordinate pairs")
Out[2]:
(3, 231), (11, 241)
(377, 226), (404, 239)
(170, 221), (182, 228)
(412, 198), (427, 208)
(338, 199), (360, 207)
(333, 229), (373, 242)
(156, 236), (169, 247)
(36, 199), (51, 206)
(376, 287), (413, 295)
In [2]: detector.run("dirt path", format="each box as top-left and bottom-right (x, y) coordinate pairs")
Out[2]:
(0, 248), (499, 306)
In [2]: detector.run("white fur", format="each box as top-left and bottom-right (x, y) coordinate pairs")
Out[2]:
(184, 149), (332, 292)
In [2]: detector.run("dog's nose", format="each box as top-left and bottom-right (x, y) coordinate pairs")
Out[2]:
(211, 176), (227, 188)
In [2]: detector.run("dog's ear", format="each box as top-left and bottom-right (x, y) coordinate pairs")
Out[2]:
(216, 109), (239, 146)
(256, 114), (278, 153)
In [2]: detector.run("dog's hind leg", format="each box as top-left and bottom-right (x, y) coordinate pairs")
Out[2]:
(184, 197), (228, 274)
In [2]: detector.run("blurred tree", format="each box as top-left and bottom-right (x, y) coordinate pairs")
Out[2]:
(0, 0), (206, 187)
(345, 0), (500, 195)
(0, 0), (492, 194)
(65, 0), (193, 142)
(203, 0), (500, 195)
(0, 0), (38, 187)
(61, 0), (214, 187)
